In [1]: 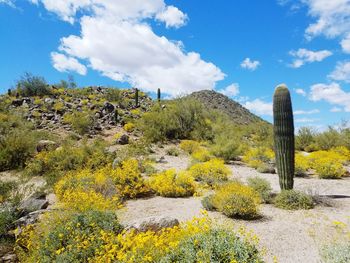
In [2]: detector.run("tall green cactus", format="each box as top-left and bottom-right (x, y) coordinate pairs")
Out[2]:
(157, 88), (161, 102)
(273, 84), (295, 190)
(135, 88), (139, 107)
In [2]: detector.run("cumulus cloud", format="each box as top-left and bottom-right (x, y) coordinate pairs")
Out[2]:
(330, 107), (342, 112)
(341, 34), (350, 53)
(244, 99), (272, 116)
(155, 6), (188, 28)
(329, 61), (350, 83)
(217, 83), (240, 97)
(51, 52), (87, 75)
(289, 48), (332, 68)
(0, 0), (15, 7)
(295, 88), (307, 96)
(294, 0), (350, 53)
(309, 82), (350, 112)
(294, 109), (320, 115)
(240, 58), (260, 71)
(30, 0), (224, 96)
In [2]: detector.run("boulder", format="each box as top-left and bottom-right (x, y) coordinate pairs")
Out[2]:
(103, 101), (115, 113)
(127, 216), (179, 232)
(19, 197), (49, 215)
(36, 140), (58, 152)
(117, 134), (129, 145)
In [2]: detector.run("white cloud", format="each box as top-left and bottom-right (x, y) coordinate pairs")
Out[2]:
(244, 99), (272, 116)
(295, 88), (307, 96)
(330, 107), (342, 112)
(309, 82), (350, 112)
(240, 58), (260, 71)
(218, 83), (240, 97)
(329, 61), (350, 83)
(0, 0), (15, 7)
(341, 34), (350, 53)
(294, 109), (320, 115)
(289, 48), (332, 68)
(295, 118), (319, 123)
(51, 52), (87, 75)
(155, 6), (188, 28)
(31, 0), (225, 96)
(297, 0), (350, 53)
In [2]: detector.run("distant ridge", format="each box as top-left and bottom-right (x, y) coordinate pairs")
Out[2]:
(188, 90), (267, 125)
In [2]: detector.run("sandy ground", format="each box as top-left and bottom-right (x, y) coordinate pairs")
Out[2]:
(119, 152), (350, 263)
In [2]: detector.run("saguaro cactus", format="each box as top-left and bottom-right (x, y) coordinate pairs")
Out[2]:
(273, 84), (295, 190)
(157, 88), (161, 102)
(135, 88), (139, 107)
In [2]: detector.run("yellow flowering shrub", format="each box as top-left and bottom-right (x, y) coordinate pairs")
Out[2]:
(191, 147), (212, 162)
(295, 153), (310, 177)
(148, 169), (196, 197)
(308, 150), (346, 179)
(179, 140), (201, 154)
(110, 159), (150, 199)
(54, 168), (122, 211)
(124, 123), (135, 132)
(189, 159), (230, 186)
(330, 146), (350, 161)
(243, 147), (275, 169)
(209, 182), (261, 219)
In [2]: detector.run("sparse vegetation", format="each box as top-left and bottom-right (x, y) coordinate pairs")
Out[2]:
(274, 190), (314, 210)
(247, 177), (272, 203)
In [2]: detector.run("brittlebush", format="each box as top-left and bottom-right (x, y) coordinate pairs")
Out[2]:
(148, 169), (196, 197)
(189, 159), (230, 186)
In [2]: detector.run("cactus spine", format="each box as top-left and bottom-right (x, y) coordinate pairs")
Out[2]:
(157, 88), (161, 102)
(273, 84), (295, 190)
(135, 88), (139, 107)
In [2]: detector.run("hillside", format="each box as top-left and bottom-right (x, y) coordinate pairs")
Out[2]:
(188, 90), (267, 125)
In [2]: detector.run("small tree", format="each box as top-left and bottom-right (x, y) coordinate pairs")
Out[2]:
(16, 72), (51, 97)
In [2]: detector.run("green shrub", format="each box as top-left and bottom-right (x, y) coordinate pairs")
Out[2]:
(274, 190), (314, 210)
(210, 138), (241, 162)
(16, 73), (51, 97)
(160, 229), (263, 263)
(315, 127), (342, 151)
(25, 139), (112, 185)
(0, 129), (37, 171)
(166, 146), (180, 156)
(0, 181), (17, 203)
(137, 98), (213, 142)
(201, 195), (216, 211)
(104, 88), (122, 102)
(247, 177), (272, 203)
(0, 207), (17, 236)
(295, 127), (316, 151)
(209, 182), (261, 219)
(63, 111), (94, 135)
(322, 242), (350, 263)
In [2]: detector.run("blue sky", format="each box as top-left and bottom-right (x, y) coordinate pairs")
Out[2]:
(1, 0), (350, 128)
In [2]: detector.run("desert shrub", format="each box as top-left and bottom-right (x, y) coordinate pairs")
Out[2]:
(201, 195), (216, 211)
(16, 210), (123, 262)
(148, 169), (196, 197)
(191, 147), (212, 162)
(0, 181), (17, 203)
(180, 140), (201, 154)
(315, 127), (343, 150)
(111, 159), (150, 199)
(15, 73), (51, 97)
(243, 147), (275, 169)
(331, 146), (350, 161)
(0, 128), (37, 171)
(25, 139), (112, 184)
(0, 207), (17, 236)
(104, 88), (122, 102)
(210, 138), (241, 162)
(189, 159), (230, 186)
(274, 190), (314, 210)
(63, 111), (94, 135)
(295, 127), (316, 151)
(247, 177), (272, 203)
(123, 122), (135, 132)
(295, 153), (310, 177)
(55, 168), (122, 211)
(209, 182), (261, 219)
(160, 228), (263, 263)
(166, 146), (180, 156)
(308, 150), (346, 179)
(137, 98), (213, 142)
(322, 242), (350, 263)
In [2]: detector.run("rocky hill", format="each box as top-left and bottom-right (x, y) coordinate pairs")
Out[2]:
(188, 90), (267, 125)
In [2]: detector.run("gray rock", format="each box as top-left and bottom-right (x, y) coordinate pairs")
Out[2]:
(117, 134), (129, 145)
(44, 98), (54, 104)
(36, 140), (58, 152)
(103, 101), (115, 113)
(19, 198), (49, 214)
(127, 216), (179, 232)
